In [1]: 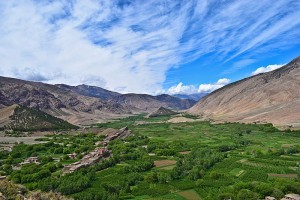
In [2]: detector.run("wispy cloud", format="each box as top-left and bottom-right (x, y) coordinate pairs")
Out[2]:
(0, 0), (299, 93)
(251, 64), (285, 75)
(164, 78), (231, 95)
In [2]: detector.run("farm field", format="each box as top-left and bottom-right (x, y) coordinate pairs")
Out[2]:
(0, 114), (300, 199)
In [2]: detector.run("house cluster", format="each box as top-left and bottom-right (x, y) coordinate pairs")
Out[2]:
(0, 145), (12, 152)
(63, 127), (131, 173)
(63, 147), (109, 174)
(102, 126), (131, 146)
(266, 194), (300, 200)
(67, 153), (77, 159)
(20, 157), (40, 165)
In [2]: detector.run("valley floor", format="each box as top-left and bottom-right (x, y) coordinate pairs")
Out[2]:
(0, 114), (300, 200)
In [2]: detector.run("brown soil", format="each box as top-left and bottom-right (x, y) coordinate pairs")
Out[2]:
(154, 160), (177, 167)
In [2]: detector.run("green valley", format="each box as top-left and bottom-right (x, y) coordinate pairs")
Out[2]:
(1, 114), (299, 199)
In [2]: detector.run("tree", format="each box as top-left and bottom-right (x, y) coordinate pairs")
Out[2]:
(237, 189), (259, 200)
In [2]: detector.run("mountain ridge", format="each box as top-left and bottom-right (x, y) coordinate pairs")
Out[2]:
(0, 76), (196, 125)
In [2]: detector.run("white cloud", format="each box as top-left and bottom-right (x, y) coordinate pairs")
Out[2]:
(198, 78), (231, 93)
(251, 64), (285, 75)
(166, 82), (198, 95)
(165, 78), (230, 95)
(0, 1), (299, 93)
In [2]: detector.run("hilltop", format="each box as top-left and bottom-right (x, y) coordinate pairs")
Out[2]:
(148, 107), (177, 118)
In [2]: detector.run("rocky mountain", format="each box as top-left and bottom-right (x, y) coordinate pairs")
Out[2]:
(0, 104), (77, 131)
(148, 107), (177, 118)
(0, 76), (196, 125)
(173, 93), (208, 101)
(0, 76), (131, 125)
(188, 56), (300, 129)
(109, 93), (196, 112)
(56, 84), (120, 101)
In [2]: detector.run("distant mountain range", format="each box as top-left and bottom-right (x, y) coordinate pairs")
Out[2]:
(189, 56), (300, 129)
(56, 84), (120, 101)
(109, 93), (195, 112)
(173, 93), (208, 101)
(0, 76), (196, 126)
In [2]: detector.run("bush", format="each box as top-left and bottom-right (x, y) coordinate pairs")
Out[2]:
(237, 189), (259, 200)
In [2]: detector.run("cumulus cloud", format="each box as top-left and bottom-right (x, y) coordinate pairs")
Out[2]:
(166, 78), (230, 95)
(166, 82), (198, 95)
(251, 64), (285, 75)
(0, 1), (299, 93)
(198, 78), (231, 93)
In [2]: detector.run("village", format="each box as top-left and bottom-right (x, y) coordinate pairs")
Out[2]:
(62, 147), (109, 173)
(62, 126), (132, 173)
(14, 126), (132, 174)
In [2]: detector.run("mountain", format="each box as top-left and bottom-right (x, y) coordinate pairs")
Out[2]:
(0, 104), (77, 131)
(0, 76), (196, 125)
(56, 84), (120, 101)
(148, 107), (177, 118)
(0, 76), (131, 125)
(173, 93), (208, 101)
(188, 56), (300, 128)
(109, 93), (196, 112)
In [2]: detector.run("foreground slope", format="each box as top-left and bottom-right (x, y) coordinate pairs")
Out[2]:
(189, 56), (300, 128)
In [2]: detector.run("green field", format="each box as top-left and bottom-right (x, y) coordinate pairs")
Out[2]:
(1, 115), (300, 200)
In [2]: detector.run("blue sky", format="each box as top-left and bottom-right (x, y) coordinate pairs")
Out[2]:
(0, 0), (300, 94)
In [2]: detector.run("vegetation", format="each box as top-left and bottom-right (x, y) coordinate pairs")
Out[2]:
(1, 114), (300, 199)
(4, 105), (78, 131)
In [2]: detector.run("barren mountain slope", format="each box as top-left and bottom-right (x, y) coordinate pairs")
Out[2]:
(56, 84), (120, 101)
(188, 56), (300, 128)
(0, 76), (131, 125)
(0, 104), (17, 127)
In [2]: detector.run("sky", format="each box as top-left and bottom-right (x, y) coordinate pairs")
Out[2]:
(0, 0), (300, 95)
